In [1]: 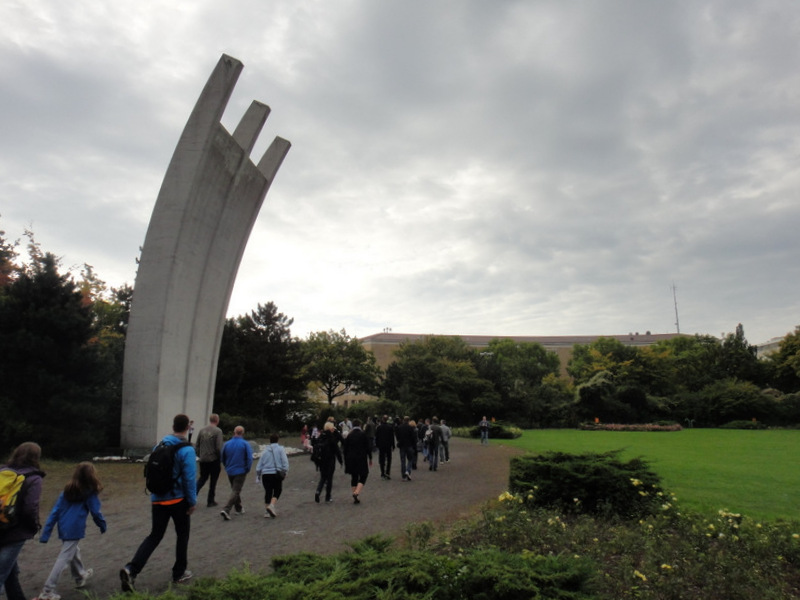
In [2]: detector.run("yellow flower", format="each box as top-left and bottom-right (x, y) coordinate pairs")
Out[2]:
(498, 491), (514, 502)
(630, 478), (642, 486)
(633, 570), (647, 582)
(660, 564), (672, 570)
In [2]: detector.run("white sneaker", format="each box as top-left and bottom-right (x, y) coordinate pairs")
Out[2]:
(76, 567), (94, 588)
(220, 510), (231, 520)
(39, 592), (61, 600)
(173, 570), (193, 584)
(266, 504), (277, 518)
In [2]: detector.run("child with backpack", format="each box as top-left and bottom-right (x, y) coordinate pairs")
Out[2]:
(36, 462), (107, 600)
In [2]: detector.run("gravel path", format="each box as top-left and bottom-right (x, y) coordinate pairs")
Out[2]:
(18, 437), (520, 599)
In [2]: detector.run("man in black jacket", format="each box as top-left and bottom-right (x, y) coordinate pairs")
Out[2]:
(375, 415), (396, 480)
(395, 416), (417, 481)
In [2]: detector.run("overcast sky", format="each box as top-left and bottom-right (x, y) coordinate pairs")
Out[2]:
(2, 1), (799, 345)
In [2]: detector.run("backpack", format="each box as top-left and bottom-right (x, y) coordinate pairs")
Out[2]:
(0, 469), (25, 530)
(311, 439), (323, 465)
(144, 441), (190, 495)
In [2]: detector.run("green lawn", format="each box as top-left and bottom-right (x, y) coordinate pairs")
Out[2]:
(495, 429), (800, 522)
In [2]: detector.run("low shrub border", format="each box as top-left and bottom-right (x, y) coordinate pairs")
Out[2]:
(579, 422), (682, 432)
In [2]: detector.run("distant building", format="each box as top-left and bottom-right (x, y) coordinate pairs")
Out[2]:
(360, 331), (686, 377)
(755, 337), (784, 358)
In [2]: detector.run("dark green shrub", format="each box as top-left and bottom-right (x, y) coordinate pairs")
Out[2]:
(509, 450), (664, 519)
(464, 422), (522, 439)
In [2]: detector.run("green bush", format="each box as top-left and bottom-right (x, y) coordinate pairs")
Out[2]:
(509, 450), (664, 519)
(455, 422), (522, 439)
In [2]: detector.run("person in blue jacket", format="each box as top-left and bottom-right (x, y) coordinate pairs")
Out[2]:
(120, 414), (197, 592)
(37, 462), (106, 600)
(219, 426), (252, 520)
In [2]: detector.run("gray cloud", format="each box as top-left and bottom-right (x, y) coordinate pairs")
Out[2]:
(2, 0), (799, 346)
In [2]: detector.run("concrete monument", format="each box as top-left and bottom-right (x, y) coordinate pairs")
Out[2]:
(121, 55), (290, 450)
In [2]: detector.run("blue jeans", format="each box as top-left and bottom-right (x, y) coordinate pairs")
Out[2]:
(480, 430), (489, 444)
(128, 500), (191, 581)
(0, 540), (27, 600)
(399, 446), (415, 477)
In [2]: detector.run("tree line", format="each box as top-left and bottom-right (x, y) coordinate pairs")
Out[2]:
(2, 223), (800, 456)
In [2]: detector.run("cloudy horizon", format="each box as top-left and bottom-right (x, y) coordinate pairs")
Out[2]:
(2, 1), (799, 346)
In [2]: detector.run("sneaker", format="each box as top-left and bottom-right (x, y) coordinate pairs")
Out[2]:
(353, 493), (360, 504)
(315, 492), (320, 503)
(406, 471), (412, 481)
(385, 474), (391, 480)
(264, 508), (271, 518)
(120, 566), (135, 593)
(220, 510), (231, 520)
(173, 570), (193, 584)
(235, 508), (245, 515)
(75, 567), (94, 588)
(325, 497), (333, 503)
(38, 592), (61, 600)
(266, 504), (277, 518)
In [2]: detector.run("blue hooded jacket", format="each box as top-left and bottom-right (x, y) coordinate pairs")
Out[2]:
(150, 434), (197, 507)
(40, 491), (106, 542)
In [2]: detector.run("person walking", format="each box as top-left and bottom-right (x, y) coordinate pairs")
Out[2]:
(395, 417), (416, 480)
(194, 414), (223, 507)
(439, 419), (452, 463)
(375, 415), (395, 480)
(255, 433), (289, 518)
(426, 417), (443, 471)
(313, 422), (342, 503)
(120, 414), (196, 591)
(0, 442), (44, 600)
(219, 426), (252, 520)
(479, 416), (490, 445)
(37, 462), (106, 600)
(343, 419), (371, 504)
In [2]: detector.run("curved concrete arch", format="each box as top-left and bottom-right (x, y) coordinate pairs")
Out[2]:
(121, 55), (290, 450)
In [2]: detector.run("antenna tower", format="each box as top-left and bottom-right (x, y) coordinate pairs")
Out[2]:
(672, 282), (680, 334)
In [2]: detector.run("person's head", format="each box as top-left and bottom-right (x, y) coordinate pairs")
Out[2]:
(441, 419), (446, 425)
(7, 441), (41, 470)
(403, 416), (410, 424)
(324, 422), (335, 432)
(432, 417), (439, 424)
(209, 413), (219, 425)
(234, 426), (244, 437)
(270, 433), (280, 444)
(409, 420), (416, 428)
(327, 416), (335, 423)
(352, 418), (362, 428)
(65, 461), (103, 501)
(382, 415), (388, 423)
(173, 414), (190, 434)
(425, 418), (431, 425)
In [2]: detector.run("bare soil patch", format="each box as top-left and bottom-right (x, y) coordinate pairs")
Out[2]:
(18, 438), (520, 599)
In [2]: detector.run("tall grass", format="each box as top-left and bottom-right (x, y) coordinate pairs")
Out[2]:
(496, 429), (800, 521)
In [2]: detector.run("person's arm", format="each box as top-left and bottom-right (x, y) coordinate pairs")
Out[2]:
(181, 446), (198, 508)
(88, 493), (107, 533)
(39, 493), (62, 542)
(245, 442), (253, 473)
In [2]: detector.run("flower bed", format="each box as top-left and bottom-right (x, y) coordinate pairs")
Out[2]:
(579, 422), (682, 432)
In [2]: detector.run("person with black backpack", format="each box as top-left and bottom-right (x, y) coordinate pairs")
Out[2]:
(120, 414), (197, 592)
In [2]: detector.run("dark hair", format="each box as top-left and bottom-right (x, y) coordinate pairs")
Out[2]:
(270, 433), (280, 444)
(352, 418), (362, 427)
(64, 462), (103, 502)
(173, 414), (190, 433)
(7, 442), (42, 470)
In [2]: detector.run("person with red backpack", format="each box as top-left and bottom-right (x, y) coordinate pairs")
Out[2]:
(0, 442), (45, 600)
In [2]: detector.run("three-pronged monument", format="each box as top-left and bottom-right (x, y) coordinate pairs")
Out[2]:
(121, 55), (290, 451)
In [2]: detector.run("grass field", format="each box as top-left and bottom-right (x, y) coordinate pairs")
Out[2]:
(495, 428), (800, 522)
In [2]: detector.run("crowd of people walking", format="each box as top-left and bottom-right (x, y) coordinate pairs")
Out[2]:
(0, 412), (486, 599)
